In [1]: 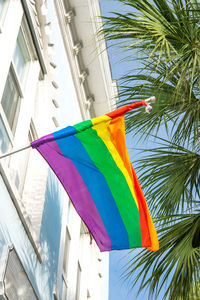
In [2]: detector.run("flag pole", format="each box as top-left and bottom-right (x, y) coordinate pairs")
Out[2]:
(0, 145), (31, 159)
(0, 96), (155, 160)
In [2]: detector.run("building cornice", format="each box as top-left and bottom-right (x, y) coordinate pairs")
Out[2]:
(52, 0), (90, 120)
(53, 0), (117, 119)
(87, 0), (118, 111)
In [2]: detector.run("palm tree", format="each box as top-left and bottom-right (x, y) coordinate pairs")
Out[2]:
(102, 0), (200, 299)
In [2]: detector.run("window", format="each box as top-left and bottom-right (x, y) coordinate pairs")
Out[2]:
(87, 290), (91, 299)
(63, 227), (71, 277)
(0, 0), (9, 27)
(13, 27), (31, 85)
(0, 22), (31, 143)
(61, 276), (67, 300)
(0, 0), (5, 16)
(66, 199), (72, 225)
(0, 245), (39, 299)
(0, 115), (12, 154)
(1, 67), (21, 132)
(75, 262), (81, 300)
(80, 220), (89, 235)
(61, 227), (71, 300)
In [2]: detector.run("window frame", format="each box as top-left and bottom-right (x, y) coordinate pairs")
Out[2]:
(0, 244), (39, 299)
(0, 17), (33, 144)
(1, 65), (23, 135)
(0, 104), (14, 148)
(61, 226), (71, 299)
(0, 14), (43, 264)
(0, 0), (10, 32)
(12, 25), (32, 90)
(61, 273), (68, 300)
(63, 227), (71, 278)
(75, 262), (82, 300)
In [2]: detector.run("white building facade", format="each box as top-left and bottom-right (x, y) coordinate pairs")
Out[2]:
(0, 0), (117, 299)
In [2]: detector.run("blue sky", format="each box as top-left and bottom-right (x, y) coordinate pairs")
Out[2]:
(99, 1), (166, 299)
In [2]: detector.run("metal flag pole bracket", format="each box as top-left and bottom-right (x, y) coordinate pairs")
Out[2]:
(144, 96), (155, 114)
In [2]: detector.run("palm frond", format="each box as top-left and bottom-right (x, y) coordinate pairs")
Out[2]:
(117, 57), (200, 144)
(101, 1), (200, 299)
(134, 137), (200, 215)
(124, 213), (200, 300)
(101, 0), (200, 144)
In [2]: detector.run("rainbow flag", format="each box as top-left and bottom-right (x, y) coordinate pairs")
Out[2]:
(31, 101), (159, 252)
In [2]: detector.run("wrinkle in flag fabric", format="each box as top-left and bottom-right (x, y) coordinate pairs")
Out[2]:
(31, 101), (159, 252)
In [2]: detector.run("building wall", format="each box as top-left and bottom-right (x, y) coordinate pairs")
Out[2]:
(0, 0), (116, 299)
(0, 1), (62, 298)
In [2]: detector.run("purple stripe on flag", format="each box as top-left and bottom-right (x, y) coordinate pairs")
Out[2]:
(35, 134), (111, 251)
(31, 133), (55, 148)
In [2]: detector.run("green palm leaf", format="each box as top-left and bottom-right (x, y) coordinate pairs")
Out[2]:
(125, 214), (200, 300)
(101, 0), (200, 299)
(135, 137), (200, 215)
(102, 0), (200, 144)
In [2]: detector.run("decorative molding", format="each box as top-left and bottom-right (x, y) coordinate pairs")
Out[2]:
(44, 21), (52, 35)
(52, 99), (59, 108)
(53, 284), (61, 300)
(50, 61), (57, 69)
(41, 0), (48, 16)
(85, 95), (94, 110)
(48, 42), (54, 55)
(53, 0), (90, 120)
(52, 116), (59, 128)
(65, 9), (75, 24)
(79, 70), (88, 84)
(73, 41), (82, 56)
(52, 80), (59, 89)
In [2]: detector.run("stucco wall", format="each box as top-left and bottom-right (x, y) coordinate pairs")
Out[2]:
(0, 170), (63, 299)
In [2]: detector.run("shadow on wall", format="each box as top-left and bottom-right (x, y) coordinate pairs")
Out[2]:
(39, 169), (63, 295)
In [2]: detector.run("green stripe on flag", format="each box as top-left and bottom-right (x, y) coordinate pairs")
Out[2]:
(75, 127), (142, 247)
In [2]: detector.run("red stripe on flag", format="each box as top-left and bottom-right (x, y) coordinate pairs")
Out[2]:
(106, 101), (147, 119)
